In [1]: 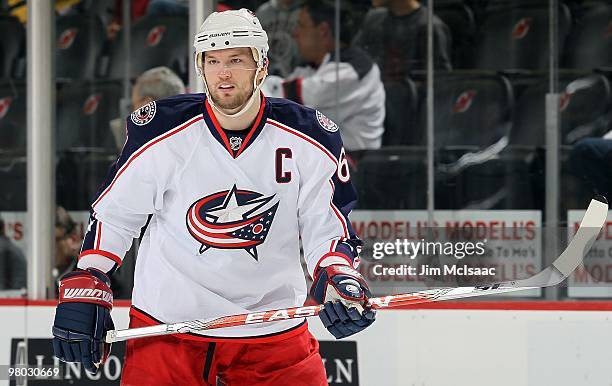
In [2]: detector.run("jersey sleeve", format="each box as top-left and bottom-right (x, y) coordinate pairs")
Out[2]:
(77, 119), (170, 274)
(77, 95), (204, 274)
(296, 112), (362, 279)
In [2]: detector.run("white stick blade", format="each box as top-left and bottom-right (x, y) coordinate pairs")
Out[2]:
(552, 197), (607, 279)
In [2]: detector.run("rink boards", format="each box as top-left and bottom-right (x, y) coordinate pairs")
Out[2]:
(2, 211), (612, 385)
(1, 301), (612, 386)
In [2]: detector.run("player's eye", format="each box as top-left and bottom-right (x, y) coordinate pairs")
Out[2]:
(207, 59), (218, 65)
(231, 58), (242, 64)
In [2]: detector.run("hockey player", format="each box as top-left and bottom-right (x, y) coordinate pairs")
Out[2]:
(52, 8), (375, 385)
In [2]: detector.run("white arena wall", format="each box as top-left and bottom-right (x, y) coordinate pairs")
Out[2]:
(1, 302), (611, 386)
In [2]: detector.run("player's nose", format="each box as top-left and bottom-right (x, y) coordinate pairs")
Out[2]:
(217, 68), (231, 79)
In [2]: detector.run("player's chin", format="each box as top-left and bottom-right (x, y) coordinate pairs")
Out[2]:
(213, 95), (247, 111)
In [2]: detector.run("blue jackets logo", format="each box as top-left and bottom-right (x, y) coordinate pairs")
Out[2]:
(186, 185), (279, 260)
(130, 101), (156, 126)
(316, 110), (339, 133)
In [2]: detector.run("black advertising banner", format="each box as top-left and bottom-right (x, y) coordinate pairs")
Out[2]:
(319, 341), (359, 385)
(8, 338), (357, 385)
(9, 338), (125, 386)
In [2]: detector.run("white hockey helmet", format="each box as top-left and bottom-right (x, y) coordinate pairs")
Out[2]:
(193, 9), (269, 117)
(194, 8), (269, 70)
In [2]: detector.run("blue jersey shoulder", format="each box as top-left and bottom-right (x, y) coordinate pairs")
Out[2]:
(93, 94), (204, 208)
(126, 93), (204, 145)
(267, 97), (344, 158)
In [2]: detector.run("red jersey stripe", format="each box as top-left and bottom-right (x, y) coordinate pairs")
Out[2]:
(78, 249), (123, 266)
(93, 115), (203, 209)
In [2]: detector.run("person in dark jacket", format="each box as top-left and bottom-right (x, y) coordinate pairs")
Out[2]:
(0, 216), (26, 290)
(353, 0), (452, 81)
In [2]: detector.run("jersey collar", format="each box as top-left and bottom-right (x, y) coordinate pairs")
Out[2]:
(203, 93), (269, 159)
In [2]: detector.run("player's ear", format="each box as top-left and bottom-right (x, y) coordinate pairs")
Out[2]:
(256, 61), (268, 84)
(256, 72), (266, 88)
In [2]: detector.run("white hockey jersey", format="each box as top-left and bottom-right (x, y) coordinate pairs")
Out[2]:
(77, 94), (361, 341)
(262, 46), (386, 151)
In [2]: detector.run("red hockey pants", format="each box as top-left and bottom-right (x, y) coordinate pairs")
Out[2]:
(120, 315), (328, 386)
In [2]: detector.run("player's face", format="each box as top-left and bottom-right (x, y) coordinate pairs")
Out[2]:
(203, 48), (259, 112)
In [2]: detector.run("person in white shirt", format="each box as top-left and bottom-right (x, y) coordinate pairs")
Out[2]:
(263, 0), (386, 151)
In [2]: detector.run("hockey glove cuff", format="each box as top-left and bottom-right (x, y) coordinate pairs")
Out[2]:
(52, 268), (114, 374)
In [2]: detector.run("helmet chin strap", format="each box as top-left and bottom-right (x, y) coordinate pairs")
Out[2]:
(201, 66), (266, 119)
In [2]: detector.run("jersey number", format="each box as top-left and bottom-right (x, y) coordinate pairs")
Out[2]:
(276, 148), (292, 183)
(337, 148), (350, 183)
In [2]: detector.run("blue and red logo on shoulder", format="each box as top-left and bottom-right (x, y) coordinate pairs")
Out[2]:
(186, 185), (279, 260)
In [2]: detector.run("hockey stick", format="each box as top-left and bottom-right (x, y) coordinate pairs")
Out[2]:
(105, 196), (608, 344)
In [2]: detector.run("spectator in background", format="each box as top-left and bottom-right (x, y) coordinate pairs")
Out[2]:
(110, 66), (186, 149)
(256, 0), (302, 77)
(53, 207), (125, 296)
(146, 0), (232, 16)
(107, 0), (150, 40)
(53, 207), (80, 287)
(263, 0), (385, 152)
(147, 0), (189, 15)
(569, 130), (612, 201)
(0, 216), (26, 290)
(6, 0), (82, 23)
(353, 0), (452, 81)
